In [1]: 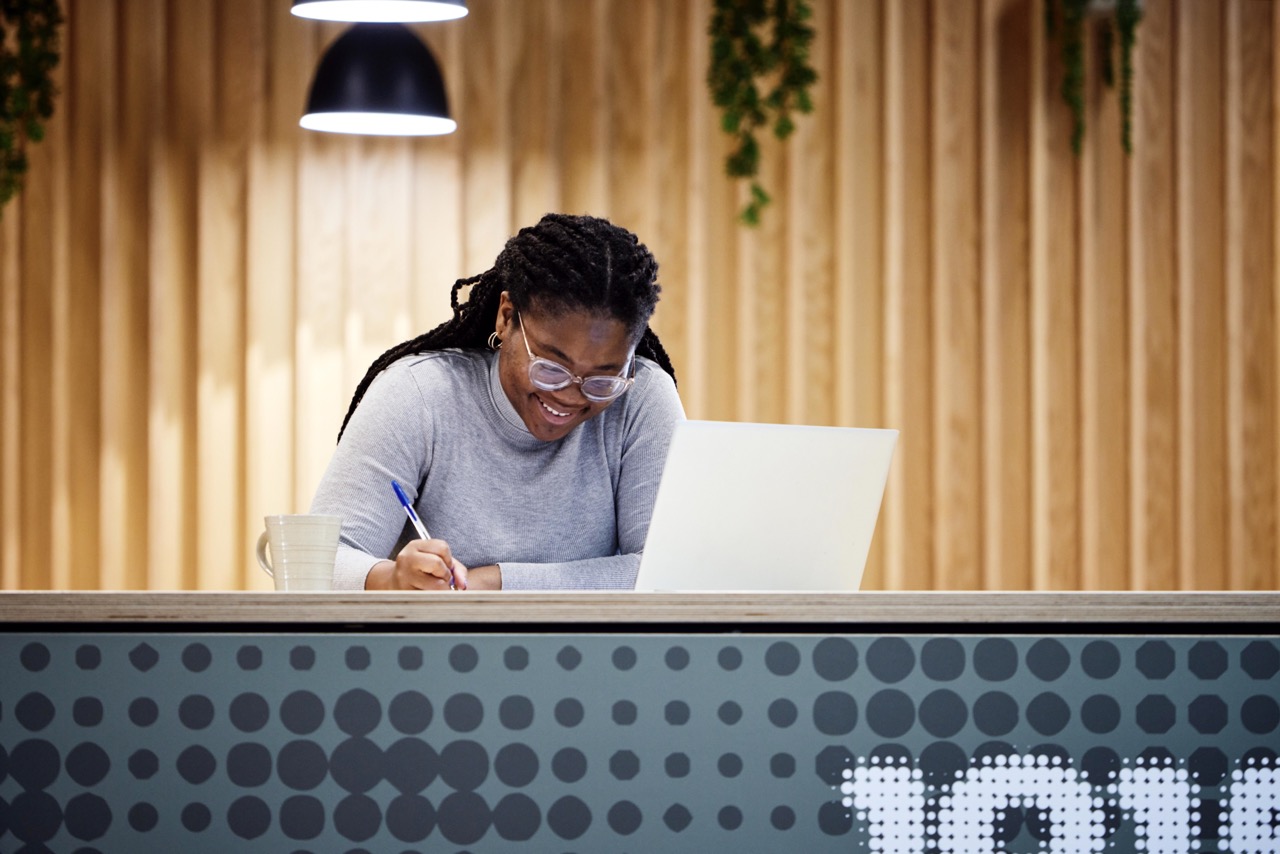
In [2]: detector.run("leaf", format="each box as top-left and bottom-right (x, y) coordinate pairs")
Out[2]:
(709, 0), (816, 226)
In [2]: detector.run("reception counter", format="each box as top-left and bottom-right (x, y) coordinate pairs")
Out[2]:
(1, 591), (1277, 852)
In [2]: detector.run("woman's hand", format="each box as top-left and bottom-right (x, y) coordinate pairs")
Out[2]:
(366, 538), (470, 591)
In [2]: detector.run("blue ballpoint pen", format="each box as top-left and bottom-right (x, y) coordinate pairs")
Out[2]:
(392, 480), (456, 588)
(391, 479), (430, 540)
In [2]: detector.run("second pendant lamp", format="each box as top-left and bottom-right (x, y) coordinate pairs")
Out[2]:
(292, 0), (467, 23)
(301, 23), (454, 136)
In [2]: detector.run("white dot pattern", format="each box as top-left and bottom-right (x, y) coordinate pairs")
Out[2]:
(1225, 760), (1280, 853)
(846, 760), (925, 853)
(1117, 757), (1198, 853)
(934, 754), (1104, 852)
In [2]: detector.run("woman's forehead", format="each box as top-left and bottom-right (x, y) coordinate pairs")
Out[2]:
(522, 309), (635, 367)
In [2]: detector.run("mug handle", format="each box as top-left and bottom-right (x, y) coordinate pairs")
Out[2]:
(256, 530), (274, 578)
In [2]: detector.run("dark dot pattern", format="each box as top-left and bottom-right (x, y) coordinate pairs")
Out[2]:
(499, 695), (533, 730)
(920, 638), (964, 681)
(388, 691), (431, 734)
(179, 695), (215, 730)
(236, 646), (263, 671)
(492, 793), (539, 841)
(17, 693), (56, 731)
(0, 634), (1274, 849)
(230, 693), (270, 733)
(440, 791), (490, 844)
(67, 743), (111, 787)
(553, 747), (587, 783)
(384, 737), (437, 794)
(126, 749), (156, 781)
(386, 792), (434, 842)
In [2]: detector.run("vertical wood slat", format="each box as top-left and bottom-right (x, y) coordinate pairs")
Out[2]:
(196, 0), (251, 589)
(97, 0), (145, 591)
(1129, 0), (1178, 591)
(149, 0), (189, 590)
(1080, 8), (1131, 590)
(0, 206), (16, 590)
(345, 135), (414, 389)
(64, 0), (105, 590)
(697, 22), (740, 424)
(1227, 0), (1277, 590)
(460, 0), (511, 271)
(650, 0), (692, 414)
(787, 0), (835, 427)
(836, 0), (885, 585)
(47, 2), (72, 589)
(1032, 0), (1082, 590)
(559, 0), (608, 216)
(294, 23), (348, 514)
(932, 0), (982, 589)
(607, 1), (655, 244)
(412, 23), (465, 339)
(243, 0), (291, 590)
(884, 0), (934, 589)
(1176, 2), (1227, 590)
(983, 0), (1033, 591)
(509, 0), (560, 228)
(5, 0), (1280, 593)
(682, 0), (712, 419)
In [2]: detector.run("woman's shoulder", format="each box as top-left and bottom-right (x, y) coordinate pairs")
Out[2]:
(608, 356), (684, 428)
(630, 356), (679, 400)
(356, 350), (492, 413)
(381, 348), (489, 386)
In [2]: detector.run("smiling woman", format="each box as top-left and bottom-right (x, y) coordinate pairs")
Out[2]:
(309, 213), (685, 592)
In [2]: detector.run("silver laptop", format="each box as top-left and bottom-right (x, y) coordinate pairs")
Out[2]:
(634, 420), (898, 591)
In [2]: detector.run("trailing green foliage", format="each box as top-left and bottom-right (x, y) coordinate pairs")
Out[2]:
(1047, 0), (1141, 155)
(707, 0), (817, 226)
(0, 0), (62, 211)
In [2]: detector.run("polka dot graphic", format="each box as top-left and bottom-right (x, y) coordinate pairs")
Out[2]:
(0, 633), (1274, 849)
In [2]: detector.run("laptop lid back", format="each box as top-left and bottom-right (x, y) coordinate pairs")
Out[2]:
(634, 420), (898, 591)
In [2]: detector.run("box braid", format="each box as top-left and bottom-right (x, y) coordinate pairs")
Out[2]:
(337, 213), (678, 441)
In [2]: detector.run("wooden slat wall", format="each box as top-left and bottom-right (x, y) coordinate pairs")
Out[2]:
(1, 0), (1278, 591)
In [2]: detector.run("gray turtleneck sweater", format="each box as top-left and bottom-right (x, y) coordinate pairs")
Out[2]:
(310, 349), (684, 590)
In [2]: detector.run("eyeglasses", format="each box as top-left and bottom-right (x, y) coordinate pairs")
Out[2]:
(517, 312), (635, 402)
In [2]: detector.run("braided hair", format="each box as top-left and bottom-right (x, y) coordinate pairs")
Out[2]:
(337, 213), (678, 441)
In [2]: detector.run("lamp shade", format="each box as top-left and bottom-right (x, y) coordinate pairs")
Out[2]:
(292, 0), (467, 23)
(301, 24), (455, 136)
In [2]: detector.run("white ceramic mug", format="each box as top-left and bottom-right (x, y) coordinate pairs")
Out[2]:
(255, 514), (342, 591)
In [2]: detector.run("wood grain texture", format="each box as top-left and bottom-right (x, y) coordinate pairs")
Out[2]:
(1032, 0), (1081, 590)
(932, 0), (982, 590)
(1227, 0), (1278, 590)
(984, 0), (1033, 591)
(0, 0), (1277, 592)
(0, 590), (1276, 626)
(885, 0), (935, 590)
(1177, 2), (1226, 590)
(1129, 0), (1178, 591)
(1080, 8), (1131, 592)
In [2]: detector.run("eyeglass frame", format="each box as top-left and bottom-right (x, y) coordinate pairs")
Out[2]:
(516, 311), (636, 402)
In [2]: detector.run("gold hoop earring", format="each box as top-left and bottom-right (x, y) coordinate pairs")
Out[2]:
(487, 332), (502, 350)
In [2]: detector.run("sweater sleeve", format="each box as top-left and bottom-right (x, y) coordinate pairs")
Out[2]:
(309, 363), (431, 590)
(499, 365), (685, 590)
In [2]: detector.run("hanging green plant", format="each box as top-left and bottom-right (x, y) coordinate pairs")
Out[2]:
(1046, 0), (1142, 155)
(0, 0), (63, 211)
(707, 0), (817, 226)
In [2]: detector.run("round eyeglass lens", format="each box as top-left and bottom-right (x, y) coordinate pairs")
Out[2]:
(581, 377), (627, 399)
(529, 360), (573, 389)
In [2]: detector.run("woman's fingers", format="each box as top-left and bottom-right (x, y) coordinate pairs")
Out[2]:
(451, 560), (469, 591)
(395, 538), (462, 591)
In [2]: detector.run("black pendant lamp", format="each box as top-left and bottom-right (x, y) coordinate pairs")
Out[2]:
(300, 23), (455, 136)
(292, 0), (467, 23)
